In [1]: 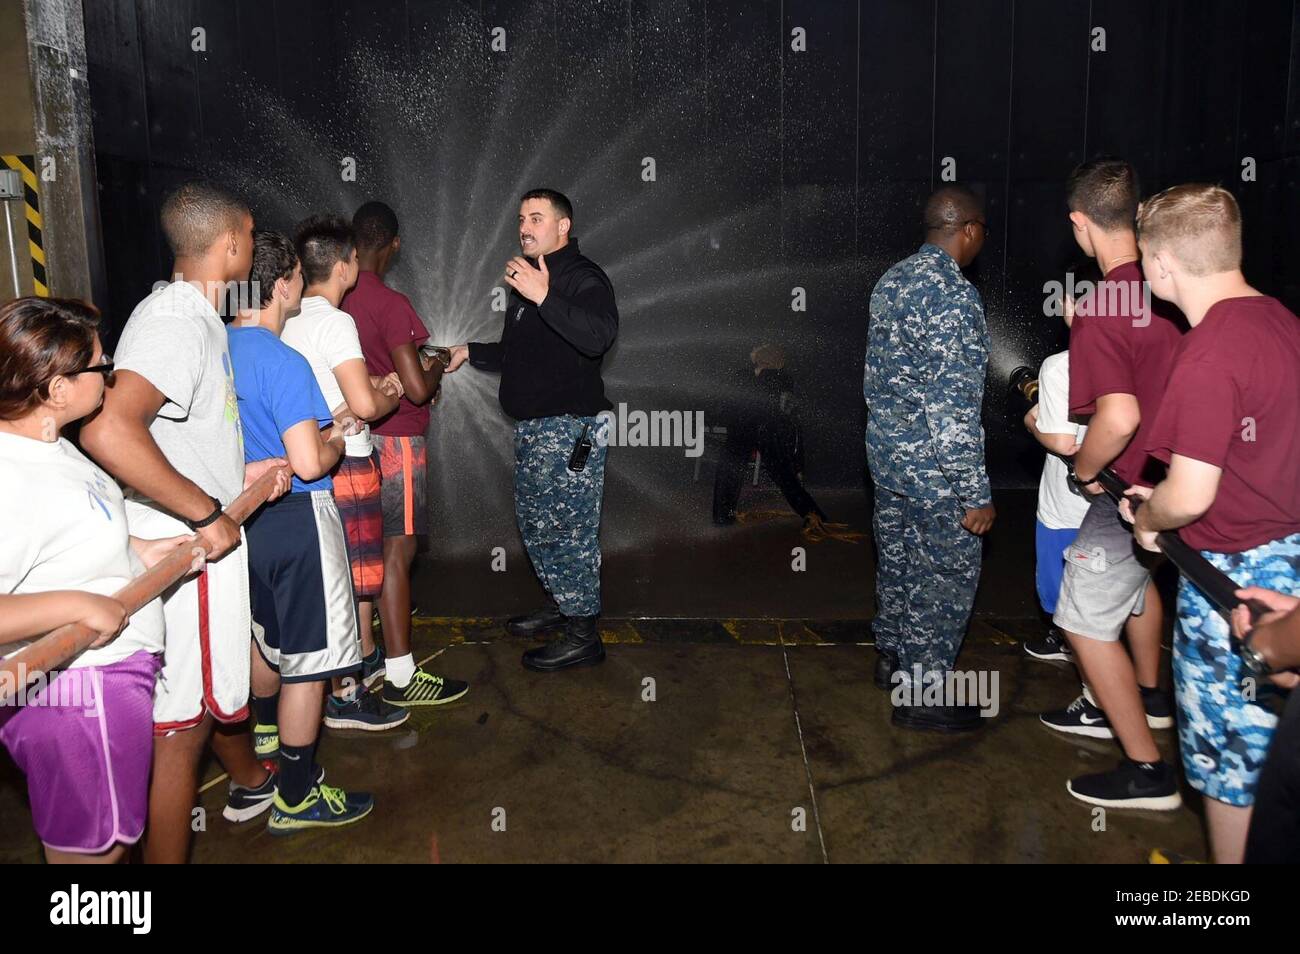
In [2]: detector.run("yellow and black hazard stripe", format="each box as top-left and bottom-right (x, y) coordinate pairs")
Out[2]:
(1, 154), (47, 296)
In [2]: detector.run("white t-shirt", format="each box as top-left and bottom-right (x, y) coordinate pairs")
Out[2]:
(114, 280), (246, 507)
(282, 296), (372, 457)
(1035, 350), (1090, 529)
(0, 432), (165, 667)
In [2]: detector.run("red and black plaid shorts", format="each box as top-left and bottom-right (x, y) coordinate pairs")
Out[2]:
(374, 434), (428, 538)
(332, 451), (385, 598)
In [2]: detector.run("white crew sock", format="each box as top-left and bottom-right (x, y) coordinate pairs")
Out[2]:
(386, 653), (416, 688)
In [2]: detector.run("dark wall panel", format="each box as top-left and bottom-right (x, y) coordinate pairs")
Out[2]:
(81, 0), (1300, 595)
(1161, 0), (1243, 181)
(1238, 0), (1294, 163)
(192, 0), (243, 158)
(1084, 0), (1170, 178)
(856, 0), (934, 272)
(81, 0), (150, 160)
(135, 0), (199, 167)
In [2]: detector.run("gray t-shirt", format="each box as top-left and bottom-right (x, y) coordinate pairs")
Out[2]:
(113, 280), (246, 509)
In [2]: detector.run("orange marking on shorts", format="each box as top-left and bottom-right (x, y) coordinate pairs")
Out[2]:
(401, 437), (415, 536)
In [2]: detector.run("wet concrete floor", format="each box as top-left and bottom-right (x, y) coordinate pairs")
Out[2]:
(0, 490), (1208, 862)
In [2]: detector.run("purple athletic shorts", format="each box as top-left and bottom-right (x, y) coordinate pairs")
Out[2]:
(0, 650), (160, 854)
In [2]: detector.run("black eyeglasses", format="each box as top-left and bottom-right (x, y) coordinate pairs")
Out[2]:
(62, 358), (115, 380)
(962, 219), (990, 233)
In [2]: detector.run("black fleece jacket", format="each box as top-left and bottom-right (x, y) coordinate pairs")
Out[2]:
(467, 238), (618, 421)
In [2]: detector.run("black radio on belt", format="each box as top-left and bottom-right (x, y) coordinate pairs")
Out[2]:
(568, 424), (593, 472)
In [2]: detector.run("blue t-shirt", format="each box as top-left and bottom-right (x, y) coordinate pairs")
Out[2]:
(227, 326), (334, 494)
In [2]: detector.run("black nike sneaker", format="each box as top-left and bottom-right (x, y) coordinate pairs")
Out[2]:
(1067, 759), (1182, 811)
(1024, 627), (1072, 662)
(1141, 684), (1175, 730)
(1040, 692), (1114, 738)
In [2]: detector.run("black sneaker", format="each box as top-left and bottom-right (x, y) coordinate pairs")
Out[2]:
(382, 667), (469, 707)
(1025, 627), (1072, 662)
(222, 764), (324, 823)
(1040, 692), (1113, 738)
(1141, 685), (1175, 730)
(1067, 759), (1182, 811)
(323, 690), (411, 731)
(360, 646), (387, 689)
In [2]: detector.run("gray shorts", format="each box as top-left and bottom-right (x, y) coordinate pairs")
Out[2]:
(1052, 494), (1160, 642)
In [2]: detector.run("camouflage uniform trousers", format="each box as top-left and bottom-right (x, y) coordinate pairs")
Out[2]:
(871, 484), (982, 677)
(514, 414), (607, 618)
(1173, 532), (1300, 807)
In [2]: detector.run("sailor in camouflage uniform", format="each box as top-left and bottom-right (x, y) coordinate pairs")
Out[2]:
(449, 189), (618, 672)
(865, 185), (995, 731)
(513, 415), (608, 621)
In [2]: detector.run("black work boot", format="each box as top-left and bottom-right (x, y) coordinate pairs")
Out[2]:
(521, 616), (605, 672)
(506, 605), (566, 638)
(873, 649), (899, 690)
(891, 702), (983, 733)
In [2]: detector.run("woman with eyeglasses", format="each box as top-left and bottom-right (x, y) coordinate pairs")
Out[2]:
(0, 296), (191, 863)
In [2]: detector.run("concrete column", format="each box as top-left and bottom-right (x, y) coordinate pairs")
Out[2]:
(0, 0), (105, 305)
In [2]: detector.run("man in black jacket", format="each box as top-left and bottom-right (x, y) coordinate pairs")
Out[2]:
(447, 189), (618, 672)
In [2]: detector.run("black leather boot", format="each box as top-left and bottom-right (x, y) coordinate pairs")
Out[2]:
(891, 702), (983, 733)
(521, 616), (605, 672)
(873, 649), (899, 690)
(506, 605), (566, 638)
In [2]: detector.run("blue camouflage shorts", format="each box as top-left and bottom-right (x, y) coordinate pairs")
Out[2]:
(1173, 532), (1300, 806)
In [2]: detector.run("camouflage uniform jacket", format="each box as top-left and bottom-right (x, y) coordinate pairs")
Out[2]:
(865, 242), (991, 508)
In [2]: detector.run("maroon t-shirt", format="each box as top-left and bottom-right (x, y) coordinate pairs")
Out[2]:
(1068, 261), (1184, 486)
(342, 270), (430, 438)
(1144, 295), (1300, 553)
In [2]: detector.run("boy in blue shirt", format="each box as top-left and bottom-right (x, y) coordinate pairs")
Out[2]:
(227, 230), (373, 833)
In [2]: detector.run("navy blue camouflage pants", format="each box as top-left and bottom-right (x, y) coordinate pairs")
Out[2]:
(514, 415), (607, 617)
(871, 484), (982, 677)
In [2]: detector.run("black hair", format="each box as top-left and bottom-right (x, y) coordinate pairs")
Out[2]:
(160, 180), (250, 258)
(250, 230), (298, 306)
(294, 214), (354, 286)
(1066, 157), (1139, 231)
(352, 201), (400, 252)
(922, 184), (984, 233)
(521, 188), (574, 227)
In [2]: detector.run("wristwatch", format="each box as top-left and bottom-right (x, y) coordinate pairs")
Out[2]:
(1239, 630), (1273, 676)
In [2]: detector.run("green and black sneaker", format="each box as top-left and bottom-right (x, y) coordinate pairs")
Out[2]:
(267, 783), (374, 835)
(252, 722), (279, 761)
(382, 667), (469, 707)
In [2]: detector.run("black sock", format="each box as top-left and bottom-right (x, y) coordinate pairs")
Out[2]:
(362, 646), (381, 664)
(252, 693), (279, 726)
(279, 742), (317, 806)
